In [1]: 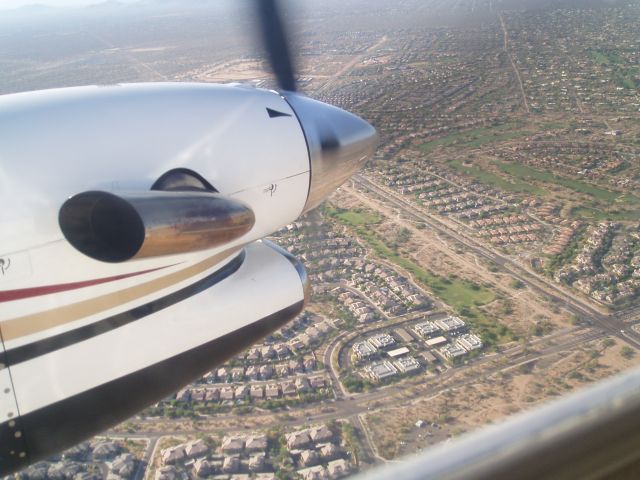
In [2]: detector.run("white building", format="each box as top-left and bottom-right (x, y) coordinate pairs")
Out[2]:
(456, 333), (483, 351)
(387, 346), (410, 358)
(366, 361), (398, 381)
(413, 321), (440, 337)
(352, 341), (377, 359)
(440, 344), (467, 360)
(435, 316), (466, 332)
(367, 333), (396, 349)
(394, 356), (421, 373)
(425, 336), (448, 347)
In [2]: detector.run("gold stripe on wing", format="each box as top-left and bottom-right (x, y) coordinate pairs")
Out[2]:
(0, 247), (242, 342)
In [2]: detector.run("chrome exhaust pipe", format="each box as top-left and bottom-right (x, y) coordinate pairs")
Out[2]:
(59, 190), (255, 263)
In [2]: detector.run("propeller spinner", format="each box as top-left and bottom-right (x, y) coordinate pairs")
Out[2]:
(255, 0), (378, 211)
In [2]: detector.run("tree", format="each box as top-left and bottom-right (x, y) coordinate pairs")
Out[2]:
(398, 227), (412, 243)
(530, 324), (544, 337)
(621, 346), (635, 359)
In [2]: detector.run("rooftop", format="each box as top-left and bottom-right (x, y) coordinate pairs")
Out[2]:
(434, 316), (466, 332)
(387, 346), (410, 358)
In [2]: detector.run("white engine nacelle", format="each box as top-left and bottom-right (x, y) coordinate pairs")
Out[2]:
(0, 83), (376, 473)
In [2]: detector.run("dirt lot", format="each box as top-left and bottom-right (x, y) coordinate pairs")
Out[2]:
(363, 336), (640, 460)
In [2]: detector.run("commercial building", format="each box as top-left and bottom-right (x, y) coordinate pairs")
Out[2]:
(394, 356), (421, 373)
(394, 327), (415, 343)
(387, 347), (410, 358)
(425, 336), (448, 347)
(421, 351), (438, 363)
(367, 333), (397, 349)
(366, 361), (398, 381)
(413, 321), (440, 337)
(435, 316), (466, 332)
(440, 344), (467, 360)
(457, 333), (483, 351)
(352, 341), (377, 359)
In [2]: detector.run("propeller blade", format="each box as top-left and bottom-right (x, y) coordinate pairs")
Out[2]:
(255, 0), (297, 92)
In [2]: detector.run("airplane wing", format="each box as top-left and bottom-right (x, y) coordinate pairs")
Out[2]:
(0, 239), (309, 474)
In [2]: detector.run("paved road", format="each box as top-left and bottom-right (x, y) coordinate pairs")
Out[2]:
(351, 175), (640, 349)
(499, 13), (530, 113)
(103, 321), (610, 480)
(138, 437), (156, 480)
(613, 305), (640, 323)
(323, 330), (350, 398)
(107, 325), (606, 447)
(315, 36), (388, 95)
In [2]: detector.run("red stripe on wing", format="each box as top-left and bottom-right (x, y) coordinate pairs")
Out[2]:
(0, 264), (177, 303)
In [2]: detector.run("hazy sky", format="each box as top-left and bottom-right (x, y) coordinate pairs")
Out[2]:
(0, 0), (136, 10)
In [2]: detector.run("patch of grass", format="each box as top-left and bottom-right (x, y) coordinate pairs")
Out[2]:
(589, 50), (639, 90)
(570, 206), (640, 222)
(342, 372), (373, 393)
(358, 228), (494, 309)
(613, 70), (638, 90)
(418, 123), (530, 153)
(448, 159), (545, 195)
(342, 422), (363, 468)
(435, 56), (460, 65)
(607, 161), (631, 174)
(496, 161), (640, 204)
(334, 208), (382, 226)
(589, 50), (622, 66)
(327, 208), (508, 345)
(541, 121), (568, 130)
